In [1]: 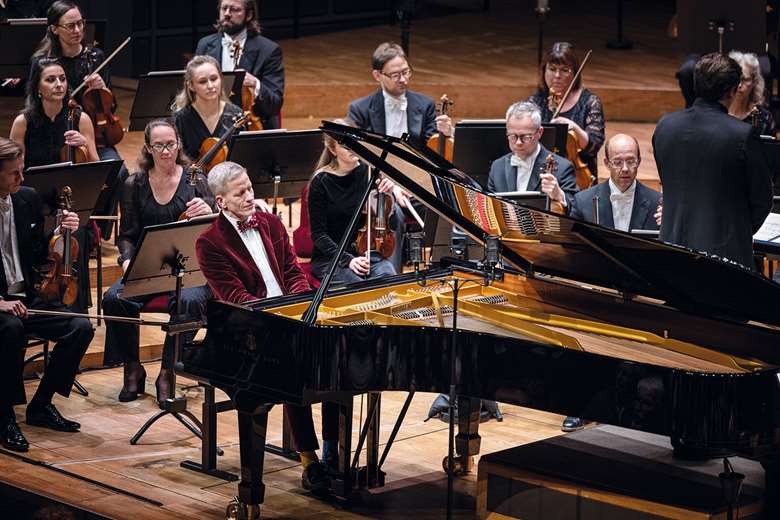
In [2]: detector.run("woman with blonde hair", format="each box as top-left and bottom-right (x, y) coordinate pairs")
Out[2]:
(172, 55), (243, 161)
(728, 51), (776, 137)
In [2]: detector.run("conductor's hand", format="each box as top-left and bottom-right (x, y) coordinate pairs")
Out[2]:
(654, 204), (663, 226)
(0, 299), (27, 319)
(183, 197), (212, 219)
(349, 256), (370, 276)
(60, 209), (79, 232)
(540, 172), (565, 204)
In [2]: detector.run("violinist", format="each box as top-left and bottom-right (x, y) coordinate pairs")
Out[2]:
(487, 101), (577, 205)
(172, 55), (243, 163)
(728, 51), (777, 137)
(308, 120), (400, 284)
(102, 120), (214, 403)
(9, 57), (98, 168)
(528, 42), (605, 177)
(0, 137), (93, 452)
(195, 0), (284, 129)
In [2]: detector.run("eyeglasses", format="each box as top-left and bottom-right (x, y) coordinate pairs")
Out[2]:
(607, 158), (638, 169)
(546, 66), (573, 76)
(507, 133), (537, 144)
(221, 5), (245, 14)
(57, 19), (85, 32)
(148, 142), (179, 153)
(381, 68), (413, 81)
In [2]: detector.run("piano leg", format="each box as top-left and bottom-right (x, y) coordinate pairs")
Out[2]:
(365, 392), (383, 488)
(233, 404), (272, 519)
(454, 396), (481, 474)
(332, 396), (354, 499)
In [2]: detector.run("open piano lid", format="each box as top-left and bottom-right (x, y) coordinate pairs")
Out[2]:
(320, 121), (780, 327)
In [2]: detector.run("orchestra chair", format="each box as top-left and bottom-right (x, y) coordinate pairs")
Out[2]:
(24, 335), (89, 397)
(291, 183), (320, 289)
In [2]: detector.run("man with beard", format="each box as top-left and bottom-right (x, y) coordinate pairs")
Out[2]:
(195, 0), (284, 129)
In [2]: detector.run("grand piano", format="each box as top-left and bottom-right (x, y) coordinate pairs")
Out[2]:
(180, 122), (780, 519)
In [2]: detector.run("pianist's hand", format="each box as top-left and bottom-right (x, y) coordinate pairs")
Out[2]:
(0, 299), (27, 319)
(349, 256), (371, 276)
(183, 197), (212, 219)
(654, 204), (662, 226)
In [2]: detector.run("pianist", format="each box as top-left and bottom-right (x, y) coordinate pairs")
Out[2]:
(195, 161), (339, 492)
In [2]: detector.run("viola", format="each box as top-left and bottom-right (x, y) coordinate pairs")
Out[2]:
(59, 99), (89, 163)
(355, 189), (396, 260)
(81, 44), (124, 147)
(230, 41), (263, 132)
(37, 186), (79, 306)
(426, 94), (454, 161)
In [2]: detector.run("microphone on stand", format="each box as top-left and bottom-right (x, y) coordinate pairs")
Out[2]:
(407, 232), (426, 286)
(483, 235), (502, 285)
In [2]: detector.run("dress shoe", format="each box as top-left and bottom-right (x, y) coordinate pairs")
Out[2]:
(561, 416), (585, 432)
(118, 363), (147, 402)
(155, 368), (175, 403)
(26, 403), (80, 432)
(301, 461), (331, 493)
(0, 419), (29, 452)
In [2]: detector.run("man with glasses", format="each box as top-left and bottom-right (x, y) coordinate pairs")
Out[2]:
(569, 133), (662, 232)
(487, 101), (577, 206)
(347, 42), (452, 146)
(195, 0), (284, 129)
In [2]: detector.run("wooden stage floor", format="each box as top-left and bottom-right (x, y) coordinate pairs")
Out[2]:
(0, 363), (566, 519)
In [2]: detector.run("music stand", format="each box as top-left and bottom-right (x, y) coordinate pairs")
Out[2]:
(129, 70), (245, 131)
(122, 215), (217, 447)
(228, 129), (322, 220)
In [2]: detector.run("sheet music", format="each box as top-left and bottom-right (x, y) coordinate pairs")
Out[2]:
(754, 212), (780, 242)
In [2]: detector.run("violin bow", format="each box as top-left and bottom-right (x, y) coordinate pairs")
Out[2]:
(551, 49), (593, 120)
(69, 36), (131, 100)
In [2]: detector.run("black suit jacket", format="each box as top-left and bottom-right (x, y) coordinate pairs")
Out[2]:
(347, 89), (436, 146)
(0, 187), (47, 298)
(195, 32), (284, 129)
(652, 98), (772, 268)
(487, 145), (578, 204)
(569, 181), (661, 231)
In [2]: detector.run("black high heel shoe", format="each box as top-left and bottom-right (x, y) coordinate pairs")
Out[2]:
(118, 363), (146, 402)
(155, 368), (175, 403)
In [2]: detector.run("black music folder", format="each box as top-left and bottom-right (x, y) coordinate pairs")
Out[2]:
(129, 70), (245, 131)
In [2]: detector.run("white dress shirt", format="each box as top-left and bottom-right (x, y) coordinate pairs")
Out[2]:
(0, 194), (25, 295)
(221, 29), (261, 98)
(224, 212), (283, 298)
(382, 89), (408, 138)
(608, 178), (636, 232)
(510, 144), (541, 191)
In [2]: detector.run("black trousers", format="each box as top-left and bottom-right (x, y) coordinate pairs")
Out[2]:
(0, 297), (93, 410)
(285, 402), (340, 453)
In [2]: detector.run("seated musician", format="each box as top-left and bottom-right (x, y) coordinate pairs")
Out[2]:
(728, 51), (777, 137)
(0, 137), (93, 452)
(9, 57), (99, 167)
(102, 120), (214, 403)
(172, 55), (244, 162)
(195, 0), (284, 129)
(195, 161), (337, 492)
(488, 101), (577, 205)
(569, 133), (662, 231)
(528, 42), (605, 177)
(308, 121), (400, 284)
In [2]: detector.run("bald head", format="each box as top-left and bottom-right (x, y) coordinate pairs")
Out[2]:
(604, 133), (641, 192)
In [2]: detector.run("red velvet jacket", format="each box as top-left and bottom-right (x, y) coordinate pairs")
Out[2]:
(196, 211), (310, 304)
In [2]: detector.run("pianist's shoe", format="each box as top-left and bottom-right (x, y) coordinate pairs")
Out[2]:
(301, 460), (331, 493)
(26, 403), (81, 433)
(0, 417), (29, 452)
(561, 416), (586, 432)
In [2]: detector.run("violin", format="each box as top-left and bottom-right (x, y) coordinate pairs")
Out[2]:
(355, 188), (396, 260)
(230, 41), (263, 132)
(548, 49), (595, 191)
(81, 44), (124, 148)
(59, 99), (89, 163)
(426, 94), (454, 161)
(543, 154), (565, 215)
(37, 187), (79, 306)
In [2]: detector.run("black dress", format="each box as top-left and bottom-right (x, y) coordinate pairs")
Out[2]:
(23, 104), (80, 169)
(528, 88), (606, 175)
(172, 102), (243, 162)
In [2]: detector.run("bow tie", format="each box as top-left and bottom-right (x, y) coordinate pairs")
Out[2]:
(510, 155), (533, 169)
(385, 95), (407, 112)
(610, 191), (633, 204)
(237, 213), (261, 233)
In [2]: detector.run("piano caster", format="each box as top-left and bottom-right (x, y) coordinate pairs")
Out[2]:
(442, 455), (474, 475)
(226, 496), (260, 520)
